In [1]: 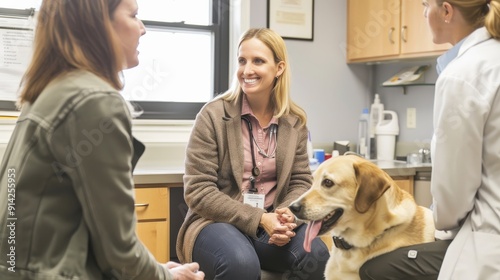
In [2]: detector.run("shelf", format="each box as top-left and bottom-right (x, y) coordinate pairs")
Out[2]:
(382, 83), (435, 94)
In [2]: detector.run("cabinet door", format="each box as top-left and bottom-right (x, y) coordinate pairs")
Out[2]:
(400, 0), (450, 54)
(392, 176), (414, 195)
(135, 186), (169, 262)
(137, 221), (169, 263)
(347, 0), (401, 61)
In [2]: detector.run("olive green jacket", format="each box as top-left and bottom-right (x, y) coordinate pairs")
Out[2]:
(0, 71), (171, 279)
(176, 93), (313, 262)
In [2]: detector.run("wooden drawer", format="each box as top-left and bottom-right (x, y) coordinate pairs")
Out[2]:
(134, 187), (168, 220)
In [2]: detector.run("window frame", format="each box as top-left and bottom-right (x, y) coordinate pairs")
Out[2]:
(132, 0), (230, 120)
(0, 1), (230, 120)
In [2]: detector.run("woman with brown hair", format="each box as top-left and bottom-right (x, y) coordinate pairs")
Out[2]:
(0, 0), (203, 279)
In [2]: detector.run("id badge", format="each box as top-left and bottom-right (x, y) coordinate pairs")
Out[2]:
(243, 193), (265, 209)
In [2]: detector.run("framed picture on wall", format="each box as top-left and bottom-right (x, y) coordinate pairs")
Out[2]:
(267, 0), (314, 41)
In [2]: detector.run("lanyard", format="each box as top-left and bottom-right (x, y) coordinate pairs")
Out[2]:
(241, 115), (278, 193)
(242, 115), (260, 193)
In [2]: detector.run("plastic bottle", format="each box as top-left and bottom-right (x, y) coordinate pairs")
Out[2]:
(357, 108), (370, 159)
(307, 130), (313, 159)
(375, 110), (399, 160)
(307, 131), (320, 170)
(369, 94), (384, 159)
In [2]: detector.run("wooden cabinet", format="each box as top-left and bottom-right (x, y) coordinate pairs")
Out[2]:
(400, 0), (449, 55)
(347, 0), (400, 61)
(134, 185), (170, 262)
(136, 221), (169, 261)
(392, 175), (414, 195)
(347, 0), (450, 63)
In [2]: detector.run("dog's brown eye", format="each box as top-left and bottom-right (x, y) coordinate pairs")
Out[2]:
(322, 179), (334, 188)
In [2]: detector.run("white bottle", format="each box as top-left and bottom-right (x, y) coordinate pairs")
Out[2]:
(375, 110), (399, 160)
(357, 108), (370, 159)
(369, 94), (384, 159)
(369, 94), (384, 137)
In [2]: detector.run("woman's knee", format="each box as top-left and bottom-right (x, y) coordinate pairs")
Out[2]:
(215, 248), (261, 278)
(193, 223), (260, 279)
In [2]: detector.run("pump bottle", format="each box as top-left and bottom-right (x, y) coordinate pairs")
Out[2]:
(369, 94), (384, 159)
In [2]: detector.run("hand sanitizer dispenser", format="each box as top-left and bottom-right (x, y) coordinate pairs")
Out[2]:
(369, 94), (384, 159)
(375, 111), (399, 160)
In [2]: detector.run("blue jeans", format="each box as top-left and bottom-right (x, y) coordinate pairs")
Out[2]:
(192, 222), (329, 280)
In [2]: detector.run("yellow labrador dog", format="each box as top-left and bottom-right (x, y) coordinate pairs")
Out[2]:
(289, 155), (435, 280)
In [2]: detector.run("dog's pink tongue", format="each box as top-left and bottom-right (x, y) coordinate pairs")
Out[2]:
(304, 220), (322, 252)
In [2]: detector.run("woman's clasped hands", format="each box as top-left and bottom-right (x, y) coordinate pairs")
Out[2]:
(260, 207), (297, 246)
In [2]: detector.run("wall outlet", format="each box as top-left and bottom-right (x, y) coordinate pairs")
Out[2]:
(407, 108), (417, 128)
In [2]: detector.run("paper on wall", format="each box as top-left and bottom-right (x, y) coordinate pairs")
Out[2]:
(0, 9), (35, 101)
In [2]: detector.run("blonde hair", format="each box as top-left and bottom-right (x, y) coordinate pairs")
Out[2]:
(438, 0), (500, 38)
(19, 0), (124, 106)
(485, 0), (500, 38)
(220, 28), (307, 127)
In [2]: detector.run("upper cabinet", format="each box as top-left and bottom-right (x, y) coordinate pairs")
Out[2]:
(400, 0), (449, 55)
(347, 0), (451, 63)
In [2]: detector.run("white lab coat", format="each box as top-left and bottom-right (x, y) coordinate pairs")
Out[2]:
(431, 27), (500, 280)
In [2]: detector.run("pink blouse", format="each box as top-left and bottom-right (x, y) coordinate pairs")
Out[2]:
(240, 96), (278, 209)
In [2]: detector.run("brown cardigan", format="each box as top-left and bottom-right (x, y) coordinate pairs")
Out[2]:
(176, 93), (313, 263)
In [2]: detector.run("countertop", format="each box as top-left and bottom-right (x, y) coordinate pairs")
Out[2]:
(133, 168), (184, 184)
(370, 160), (432, 177)
(133, 161), (432, 185)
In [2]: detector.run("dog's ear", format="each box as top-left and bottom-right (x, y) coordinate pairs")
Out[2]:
(353, 162), (391, 213)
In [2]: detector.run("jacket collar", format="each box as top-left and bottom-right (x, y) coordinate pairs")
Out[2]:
(222, 92), (299, 127)
(457, 27), (491, 60)
(221, 92), (300, 201)
(437, 27), (491, 74)
(436, 38), (464, 74)
(222, 93), (244, 188)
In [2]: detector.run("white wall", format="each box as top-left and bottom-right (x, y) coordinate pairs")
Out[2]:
(373, 60), (437, 144)
(247, 0), (438, 154)
(248, 0), (370, 150)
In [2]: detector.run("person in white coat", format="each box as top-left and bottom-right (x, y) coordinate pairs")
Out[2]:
(359, 0), (500, 279)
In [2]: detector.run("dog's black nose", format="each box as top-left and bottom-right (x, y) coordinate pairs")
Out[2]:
(289, 202), (302, 215)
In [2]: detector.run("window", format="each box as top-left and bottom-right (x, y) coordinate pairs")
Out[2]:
(124, 0), (230, 119)
(0, 0), (40, 9)
(0, 0), (230, 120)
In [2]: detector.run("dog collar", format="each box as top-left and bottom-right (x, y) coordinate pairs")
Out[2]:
(333, 236), (353, 250)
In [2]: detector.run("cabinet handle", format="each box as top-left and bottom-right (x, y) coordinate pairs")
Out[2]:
(388, 27), (395, 44)
(401, 26), (408, 43)
(134, 203), (150, 207)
